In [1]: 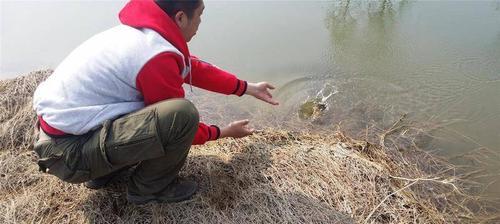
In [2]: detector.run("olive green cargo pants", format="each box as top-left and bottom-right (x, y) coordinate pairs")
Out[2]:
(34, 99), (199, 195)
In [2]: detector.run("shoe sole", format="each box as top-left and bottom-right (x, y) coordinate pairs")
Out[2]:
(127, 187), (197, 204)
(127, 191), (196, 205)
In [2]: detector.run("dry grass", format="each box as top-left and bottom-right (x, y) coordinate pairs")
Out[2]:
(0, 70), (497, 223)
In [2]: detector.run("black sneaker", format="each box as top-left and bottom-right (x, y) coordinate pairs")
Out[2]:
(127, 178), (198, 204)
(84, 167), (130, 189)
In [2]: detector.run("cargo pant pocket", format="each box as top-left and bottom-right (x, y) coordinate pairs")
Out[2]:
(102, 108), (166, 166)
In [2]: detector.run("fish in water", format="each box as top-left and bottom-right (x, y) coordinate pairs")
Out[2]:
(299, 84), (338, 120)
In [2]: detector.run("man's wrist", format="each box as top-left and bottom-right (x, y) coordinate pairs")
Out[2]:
(219, 127), (229, 138)
(245, 82), (255, 96)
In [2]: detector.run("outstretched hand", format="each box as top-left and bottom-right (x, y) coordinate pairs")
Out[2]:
(246, 82), (279, 105)
(220, 120), (255, 138)
(219, 82), (277, 139)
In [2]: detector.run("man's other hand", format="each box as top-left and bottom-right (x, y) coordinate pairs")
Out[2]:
(246, 82), (279, 105)
(220, 120), (255, 138)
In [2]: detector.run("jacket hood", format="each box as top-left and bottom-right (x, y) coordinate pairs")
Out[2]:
(119, 0), (190, 64)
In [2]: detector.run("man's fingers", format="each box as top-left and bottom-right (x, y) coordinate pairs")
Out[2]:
(239, 120), (254, 136)
(258, 91), (279, 105)
(237, 119), (250, 126)
(266, 83), (275, 90)
(263, 95), (279, 105)
(268, 99), (279, 105)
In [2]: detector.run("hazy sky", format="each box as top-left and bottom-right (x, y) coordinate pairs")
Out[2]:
(0, 0), (126, 78)
(0, 0), (330, 79)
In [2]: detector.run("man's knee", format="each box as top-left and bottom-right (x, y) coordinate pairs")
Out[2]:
(155, 99), (199, 142)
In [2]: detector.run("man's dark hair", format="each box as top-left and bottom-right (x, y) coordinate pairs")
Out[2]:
(155, 0), (202, 20)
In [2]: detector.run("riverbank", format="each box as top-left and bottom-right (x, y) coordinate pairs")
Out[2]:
(0, 70), (494, 223)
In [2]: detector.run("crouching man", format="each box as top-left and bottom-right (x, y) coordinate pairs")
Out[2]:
(32, 0), (278, 204)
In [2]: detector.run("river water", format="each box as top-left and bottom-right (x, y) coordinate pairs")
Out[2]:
(1, 1), (500, 198)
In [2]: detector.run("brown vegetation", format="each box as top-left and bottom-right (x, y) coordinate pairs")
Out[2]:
(0, 70), (496, 223)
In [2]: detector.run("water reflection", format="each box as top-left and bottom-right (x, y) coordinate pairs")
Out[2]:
(322, 0), (500, 200)
(323, 0), (409, 134)
(326, 0), (356, 49)
(327, 0), (406, 65)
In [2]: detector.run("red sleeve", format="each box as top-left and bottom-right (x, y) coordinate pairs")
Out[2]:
(186, 56), (247, 96)
(136, 52), (220, 145)
(192, 123), (220, 145)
